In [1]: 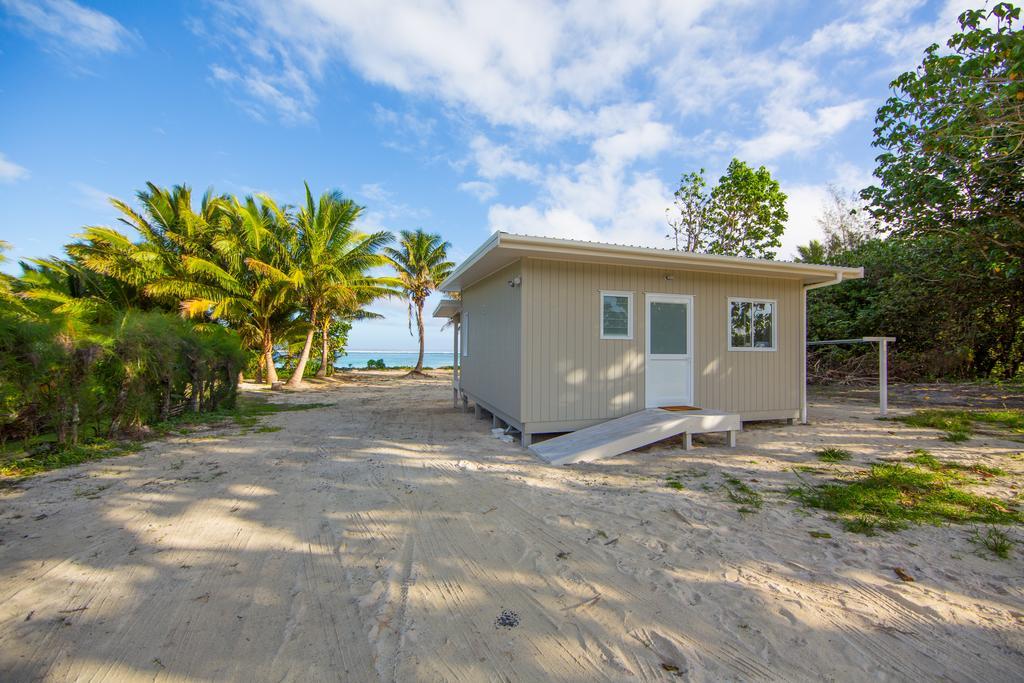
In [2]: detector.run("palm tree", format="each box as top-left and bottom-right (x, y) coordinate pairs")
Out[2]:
(384, 230), (454, 376)
(314, 278), (399, 377)
(795, 239), (828, 264)
(283, 184), (393, 387)
(143, 192), (299, 385)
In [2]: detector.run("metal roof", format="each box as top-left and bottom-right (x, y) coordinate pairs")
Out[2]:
(431, 298), (462, 320)
(440, 232), (864, 292)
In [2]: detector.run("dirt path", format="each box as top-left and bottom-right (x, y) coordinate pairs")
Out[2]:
(1, 375), (1022, 681)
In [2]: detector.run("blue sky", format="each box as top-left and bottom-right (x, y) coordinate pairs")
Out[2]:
(0, 0), (972, 351)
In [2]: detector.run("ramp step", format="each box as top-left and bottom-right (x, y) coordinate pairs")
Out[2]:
(529, 409), (740, 466)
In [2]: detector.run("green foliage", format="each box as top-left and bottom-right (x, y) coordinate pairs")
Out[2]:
(366, 358), (386, 369)
(896, 409), (1024, 441)
(722, 475), (763, 510)
(0, 439), (142, 478)
(0, 178), (403, 458)
(283, 183), (397, 386)
(972, 526), (1014, 559)
(862, 3), (1023, 277)
(805, 235), (1024, 379)
(803, 7), (1024, 381)
(666, 159), (788, 259)
(792, 462), (1023, 532)
(816, 447), (852, 462)
(907, 448), (1006, 476)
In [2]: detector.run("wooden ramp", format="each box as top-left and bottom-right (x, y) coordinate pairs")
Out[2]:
(529, 409), (741, 466)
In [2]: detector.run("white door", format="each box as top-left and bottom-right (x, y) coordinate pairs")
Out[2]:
(645, 293), (694, 408)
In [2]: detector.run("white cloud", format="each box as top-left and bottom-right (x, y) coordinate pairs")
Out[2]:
(200, 0), (723, 132)
(0, 153), (29, 183)
(736, 99), (871, 162)
(801, 0), (975, 64)
(359, 183), (391, 202)
(209, 62), (315, 125)
(458, 180), (497, 202)
(199, 0), (961, 257)
(1, 0), (137, 55)
(778, 183), (832, 260)
(468, 135), (540, 182)
(71, 181), (111, 210)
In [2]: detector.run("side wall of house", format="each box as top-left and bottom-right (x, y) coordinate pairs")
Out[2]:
(460, 261), (523, 423)
(520, 257), (802, 431)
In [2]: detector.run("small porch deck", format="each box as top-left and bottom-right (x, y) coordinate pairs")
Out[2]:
(528, 408), (741, 466)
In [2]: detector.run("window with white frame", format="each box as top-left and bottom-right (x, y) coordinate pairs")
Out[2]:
(461, 312), (469, 357)
(600, 291), (633, 339)
(729, 298), (776, 350)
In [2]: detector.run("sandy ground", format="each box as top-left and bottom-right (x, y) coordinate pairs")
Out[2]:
(1, 373), (1022, 682)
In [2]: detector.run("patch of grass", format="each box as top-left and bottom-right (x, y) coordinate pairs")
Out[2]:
(664, 478), (685, 491)
(972, 526), (1013, 559)
(253, 425), (283, 434)
(0, 440), (142, 478)
(816, 447), (852, 463)
(895, 408), (1024, 442)
(791, 462), (1023, 534)
(157, 395), (333, 433)
(808, 530), (833, 539)
(906, 449), (1006, 477)
(943, 429), (970, 443)
(723, 476), (763, 510)
(2, 396), (329, 479)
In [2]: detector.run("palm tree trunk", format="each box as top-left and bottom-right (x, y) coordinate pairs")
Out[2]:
(316, 317), (331, 378)
(414, 300), (426, 373)
(262, 327), (278, 385)
(287, 310), (317, 387)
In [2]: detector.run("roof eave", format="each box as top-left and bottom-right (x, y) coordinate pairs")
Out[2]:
(442, 232), (865, 291)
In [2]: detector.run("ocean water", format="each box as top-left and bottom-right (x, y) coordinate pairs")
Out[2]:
(335, 351), (453, 369)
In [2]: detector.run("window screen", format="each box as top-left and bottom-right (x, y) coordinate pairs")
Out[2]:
(729, 299), (775, 350)
(650, 301), (688, 354)
(601, 292), (631, 338)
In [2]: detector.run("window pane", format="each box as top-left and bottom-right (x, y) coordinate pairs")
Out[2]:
(650, 302), (687, 354)
(730, 301), (752, 348)
(753, 302), (774, 347)
(602, 295), (629, 337)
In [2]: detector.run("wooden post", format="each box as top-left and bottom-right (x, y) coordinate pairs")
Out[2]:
(863, 337), (895, 417)
(879, 338), (888, 417)
(800, 286), (808, 424)
(452, 318), (459, 408)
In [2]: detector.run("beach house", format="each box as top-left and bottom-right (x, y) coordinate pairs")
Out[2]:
(434, 232), (861, 458)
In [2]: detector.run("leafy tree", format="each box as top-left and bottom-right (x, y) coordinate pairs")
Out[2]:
(385, 230), (454, 376)
(817, 185), (875, 254)
(665, 170), (711, 251)
(795, 240), (828, 264)
(795, 186), (877, 264)
(861, 2), (1023, 274)
(666, 159), (788, 258)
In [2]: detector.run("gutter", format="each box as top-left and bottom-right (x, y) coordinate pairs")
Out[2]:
(800, 271), (845, 424)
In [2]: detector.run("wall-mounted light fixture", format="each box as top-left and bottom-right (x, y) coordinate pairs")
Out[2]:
(508, 276), (522, 287)
(664, 274), (675, 281)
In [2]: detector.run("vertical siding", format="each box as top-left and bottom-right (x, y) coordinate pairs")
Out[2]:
(521, 257), (802, 425)
(460, 262), (522, 421)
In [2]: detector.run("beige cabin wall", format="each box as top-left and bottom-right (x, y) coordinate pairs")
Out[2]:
(460, 262), (522, 422)
(520, 257), (802, 426)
